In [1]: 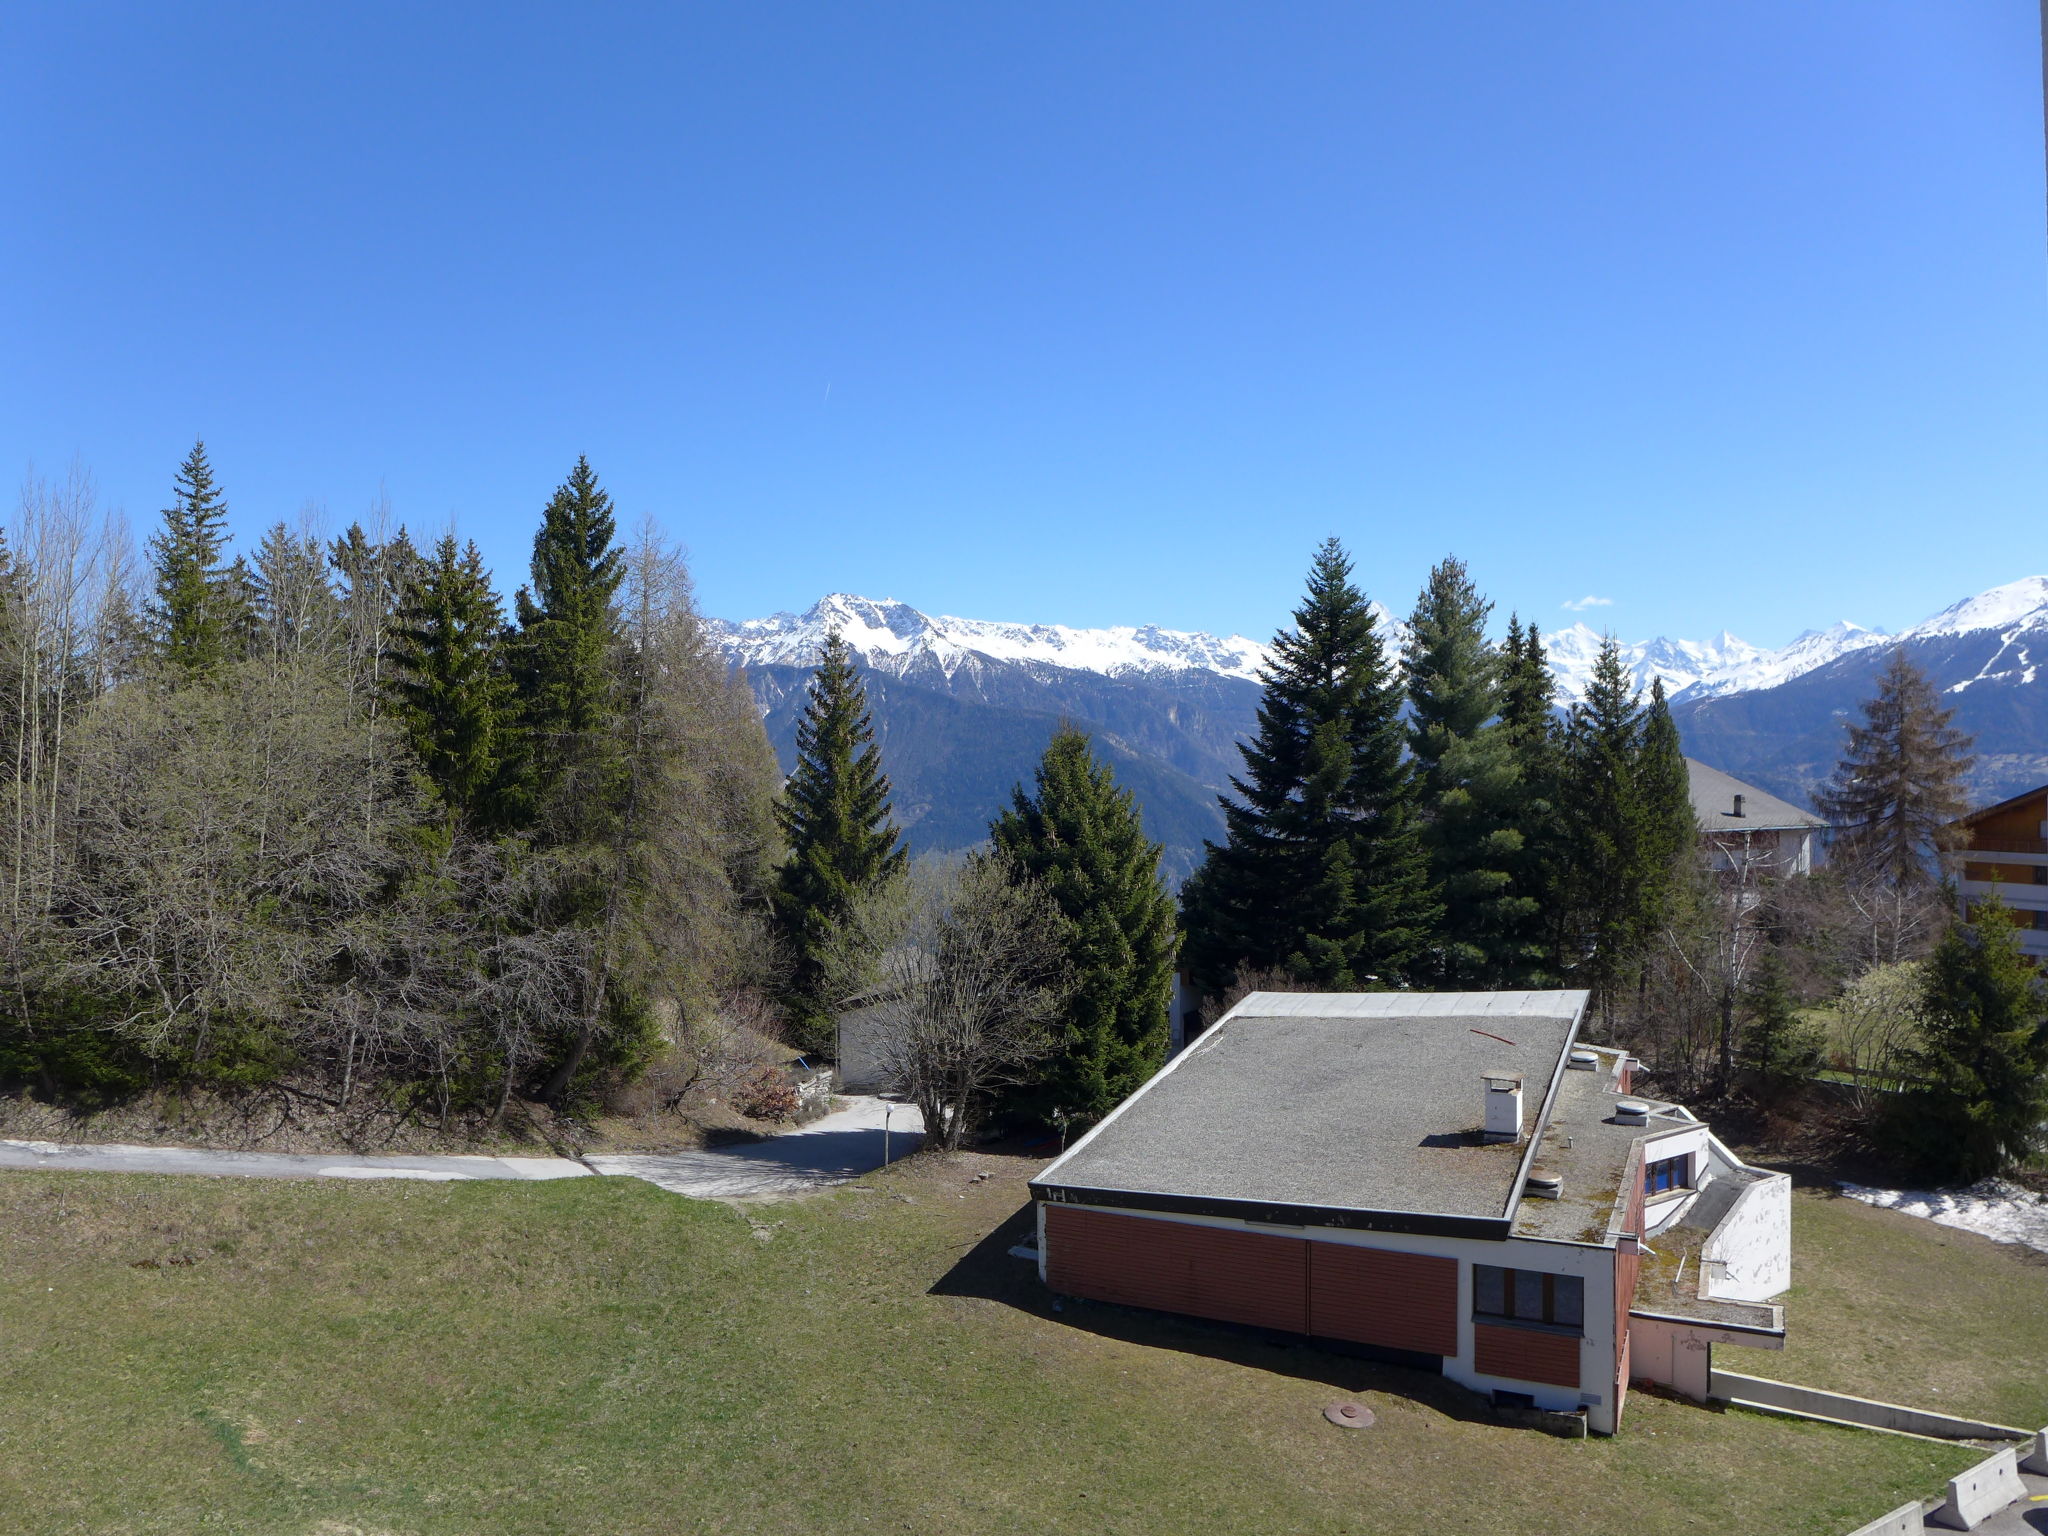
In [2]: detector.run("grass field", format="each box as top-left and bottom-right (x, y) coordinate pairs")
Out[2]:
(0, 1152), (2026, 1536)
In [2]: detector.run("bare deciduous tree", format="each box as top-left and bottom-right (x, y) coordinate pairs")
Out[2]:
(872, 853), (1071, 1151)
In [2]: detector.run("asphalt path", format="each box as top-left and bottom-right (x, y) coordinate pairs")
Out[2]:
(585, 1095), (924, 1199)
(0, 1094), (924, 1201)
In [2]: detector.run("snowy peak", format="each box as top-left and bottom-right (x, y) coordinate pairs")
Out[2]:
(1899, 576), (2048, 641)
(710, 577), (2046, 708)
(705, 594), (1273, 682)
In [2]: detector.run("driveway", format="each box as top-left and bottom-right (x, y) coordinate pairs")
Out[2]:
(0, 1094), (923, 1200)
(585, 1095), (924, 1199)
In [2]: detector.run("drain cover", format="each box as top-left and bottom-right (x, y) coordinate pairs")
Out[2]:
(1323, 1402), (1375, 1429)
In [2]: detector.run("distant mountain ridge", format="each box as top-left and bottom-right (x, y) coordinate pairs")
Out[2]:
(709, 579), (2048, 879)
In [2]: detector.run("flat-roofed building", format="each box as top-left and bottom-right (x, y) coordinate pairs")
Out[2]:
(1954, 782), (2048, 965)
(1029, 990), (1790, 1434)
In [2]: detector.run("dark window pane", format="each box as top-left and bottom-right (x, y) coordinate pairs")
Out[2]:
(1474, 1265), (1505, 1316)
(1553, 1275), (1584, 1328)
(1513, 1269), (1544, 1321)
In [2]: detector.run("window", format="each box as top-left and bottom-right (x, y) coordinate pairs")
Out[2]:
(1473, 1265), (1583, 1331)
(1645, 1154), (1691, 1197)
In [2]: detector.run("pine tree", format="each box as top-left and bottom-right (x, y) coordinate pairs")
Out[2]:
(1560, 637), (1647, 1002)
(1500, 617), (1566, 975)
(773, 632), (908, 1053)
(389, 537), (519, 828)
(1816, 648), (1975, 886)
(251, 523), (340, 663)
(1739, 947), (1823, 1104)
(1635, 678), (1697, 934)
(1403, 558), (1539, 984)
(991, 726), (1178, 1125)
(1895, 894), (2048, 1179)
(1180, 538), (1437, 997)
(512, 456), (625, 822)
(147, 440), (236, 680)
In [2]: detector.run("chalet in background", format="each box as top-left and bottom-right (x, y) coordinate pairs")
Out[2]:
(1685, 758), (1827, 877)
(1954, 782), (2048, 965)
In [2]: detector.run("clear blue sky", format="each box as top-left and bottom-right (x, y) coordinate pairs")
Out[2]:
(3, 2), (2043, 647)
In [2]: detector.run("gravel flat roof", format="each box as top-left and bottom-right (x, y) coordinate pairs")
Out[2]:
(1040, 991), (1589, 1220)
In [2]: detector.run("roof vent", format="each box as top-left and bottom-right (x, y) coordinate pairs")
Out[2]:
(1614, 1099), (1650, 1126)
(1524, 1169), (1563, 1200)
(1481, 1071), (1525, 1143)
(1566, 1048), (1599, 1071)
(1731, 793), (1746, 818)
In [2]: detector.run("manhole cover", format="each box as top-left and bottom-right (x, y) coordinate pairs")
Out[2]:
(1323, 1402), (1375, 1429)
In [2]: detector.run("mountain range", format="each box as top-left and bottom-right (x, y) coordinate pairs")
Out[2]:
(707, 579), (2048, 882)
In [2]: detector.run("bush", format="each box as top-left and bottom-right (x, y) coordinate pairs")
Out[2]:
(730, 1065), (800, 1122)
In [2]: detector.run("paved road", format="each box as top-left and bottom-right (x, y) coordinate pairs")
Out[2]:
(0, 1095), (923, 1200)
(586, 1095), (924, 1199)
(0, 1138), (591, 1182)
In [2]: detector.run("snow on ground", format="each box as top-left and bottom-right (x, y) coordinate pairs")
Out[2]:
(1838, 1178), (2048, 1256)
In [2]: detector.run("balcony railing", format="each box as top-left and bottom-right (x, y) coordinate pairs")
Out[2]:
(1963, 835), (2048, 857)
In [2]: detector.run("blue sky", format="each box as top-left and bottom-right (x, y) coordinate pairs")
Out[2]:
(3, 2), (2042, 647)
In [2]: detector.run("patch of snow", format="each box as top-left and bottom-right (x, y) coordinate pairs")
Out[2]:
(1838, 1178), (2048, 1256)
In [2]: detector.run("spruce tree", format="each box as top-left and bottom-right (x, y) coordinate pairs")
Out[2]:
(1816, 648), (1975, 886)
(389, 537), (519, 828)
(1739, 947), (1823, 1104)
(1403, 558), (1539, 984)
(147, 440), (236, 680)
(1895, 894), (2048, 1179)
(251, 523), (340, 662)
(773, 632), (907, 1053)
(1181, 539), (1437, 997)
(1560, 637), (1647, 1002)
(991, 726), (1177, 1125)
(512, 456), (625, 820)
(1635, 678), (1697, 934)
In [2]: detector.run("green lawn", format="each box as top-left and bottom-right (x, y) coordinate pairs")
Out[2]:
(0, 1153), (2016, 1536)
(1768, 1184), (2048, 1430)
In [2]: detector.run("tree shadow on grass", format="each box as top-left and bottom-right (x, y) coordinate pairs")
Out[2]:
(927, 1198), (1507, 1427)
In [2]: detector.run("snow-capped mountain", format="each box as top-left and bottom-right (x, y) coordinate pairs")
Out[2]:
(705, 593), (1273, 684)
(712, 577), (2048, 879)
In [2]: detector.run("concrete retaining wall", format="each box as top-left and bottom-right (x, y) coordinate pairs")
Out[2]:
(1710, 1369), (2026, 1441)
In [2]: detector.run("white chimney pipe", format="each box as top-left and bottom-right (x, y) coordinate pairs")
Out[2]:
(1482, 1072), (1525, 1143)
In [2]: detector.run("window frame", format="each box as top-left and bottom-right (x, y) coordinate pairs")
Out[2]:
(1644, 1152), (1691, 1198)
(1471, 1263), (1585, 1334)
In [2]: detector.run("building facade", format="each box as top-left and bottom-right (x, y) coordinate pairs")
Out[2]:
(1030, 991), (1789, 1435)
(1686, 758), (1827, 878)
(1955, 782), (2048, 965)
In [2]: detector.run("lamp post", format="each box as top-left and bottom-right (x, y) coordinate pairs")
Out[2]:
(882, 1102), (892, 1167)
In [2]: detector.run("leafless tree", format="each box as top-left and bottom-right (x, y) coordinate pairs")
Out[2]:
(871, 852), (1071, 1151)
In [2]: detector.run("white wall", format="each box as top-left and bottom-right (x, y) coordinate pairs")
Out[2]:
(1701, 1173), (1791, 1302)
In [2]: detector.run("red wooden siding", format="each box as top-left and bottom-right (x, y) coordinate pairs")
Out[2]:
(1473, 1321), (1580, 1388)
(1306, 1243), (1457, 1356)
(1044, 1205), (1308, 1333)
(1612, 1237), (1640, 1423)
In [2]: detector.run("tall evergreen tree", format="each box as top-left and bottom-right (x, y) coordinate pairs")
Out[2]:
(772, 633), (907, 1052)
(1560, 637), (1648, 1003)
(389, 537), (519, 829)
(991, 726), (1177, 1125)
(1499, 617), (1565, 971)
(251, 523), (340, 663)
(1894, 894), (2048, 1179)
(1635, 678), (1697, 931)
(1180, 539), (1437, 997)
(512, 456), (625, 821)
(1403, 558), (1539, 984)
(147, 440), (236, 680)
(1815, 648), (1975, 886)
